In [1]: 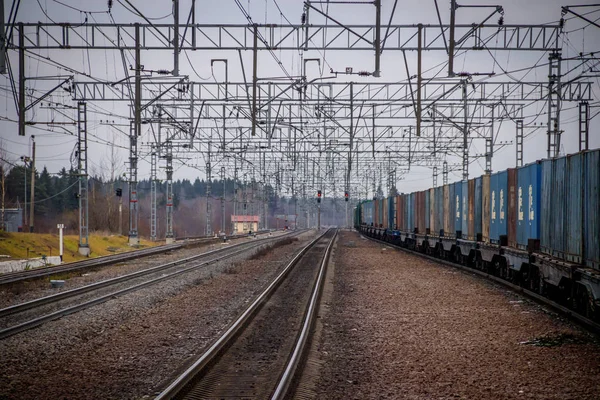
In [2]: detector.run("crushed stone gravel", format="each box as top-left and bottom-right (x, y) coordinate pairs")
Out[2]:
(0, 231), (315, 400)
(0, 232), (287, 309)
(313, 231), (600, 400)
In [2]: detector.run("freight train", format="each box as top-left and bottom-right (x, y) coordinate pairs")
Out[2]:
(355, 149), (600, 323)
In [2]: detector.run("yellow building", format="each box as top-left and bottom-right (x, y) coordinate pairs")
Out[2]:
(231, 215), (260, 234)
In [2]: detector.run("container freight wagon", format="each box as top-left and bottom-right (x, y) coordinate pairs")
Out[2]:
(382, 197), (389, 230)
(362, 200), (374, 226)
(489, 170), (508, 244)
(453, 181), (463, 237)
(397, 194), (405, 232)
(388, 195), (396, 231)
(516, 161), (542, 250)
(435, 186), (444, 236)
(461, 180), (469, 239)
(355, 148), (600, 322)
(533, 149), (600, 314)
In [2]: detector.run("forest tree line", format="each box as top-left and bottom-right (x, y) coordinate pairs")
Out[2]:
(0, 162), (293, 236)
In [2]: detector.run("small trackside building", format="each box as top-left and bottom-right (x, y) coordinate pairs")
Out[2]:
(231, 215), (260, 234)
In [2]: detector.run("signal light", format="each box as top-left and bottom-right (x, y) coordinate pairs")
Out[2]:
(115, 188), (122, 197)
(317, 190), (322, 203)
(344, 191), (349, 201)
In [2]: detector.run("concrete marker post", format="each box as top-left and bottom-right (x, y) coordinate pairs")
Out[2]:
(57, 223), (64, 263)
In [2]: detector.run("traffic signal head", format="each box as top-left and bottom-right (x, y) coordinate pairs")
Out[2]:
(344, 191), (349, 201)
(115, 188), (123, 197)
(317, 190), (321, 203)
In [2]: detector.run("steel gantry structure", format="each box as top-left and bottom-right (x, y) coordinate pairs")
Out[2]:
(3, 0), (598, 240)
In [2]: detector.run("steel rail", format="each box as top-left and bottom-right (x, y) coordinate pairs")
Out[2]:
(271, 229), (337, 400)
(361, 233), (600, 335)
(0, 232), (301, 340)
(0, 231), (270, 286)
(0, 233), (286, 319)
(154, 229), (334, 400)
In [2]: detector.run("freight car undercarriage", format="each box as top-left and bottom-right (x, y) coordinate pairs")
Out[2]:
(361, 225), (600, 323)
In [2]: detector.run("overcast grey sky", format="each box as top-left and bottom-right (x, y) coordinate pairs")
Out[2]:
(1, 0), (599, 196)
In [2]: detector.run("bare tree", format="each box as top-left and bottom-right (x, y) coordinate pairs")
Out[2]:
(98, 134), (125, 233)
(0, 139), (11, 231)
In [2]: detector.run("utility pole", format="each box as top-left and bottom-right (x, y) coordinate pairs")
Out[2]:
(18, 22), (25, 136)
(0, 163), (4, 231)
(417, 23), (422, 137)
(150, 143), (158, 241)
(22, 156), (27, 229)
(221, 166), (226, 235)
(29, 136), (35, 232)
(448, 0), (457, 77)
(206, 141), (212, 236)
(462, 80), (469, 180)
(173, 0), (179, 76)
(165, 140), (174, 243)
(251, 24), (258, 136)
(77, 102), (90, 255)
(128, 23), (141, 245)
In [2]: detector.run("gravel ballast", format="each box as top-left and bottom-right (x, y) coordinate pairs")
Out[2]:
(0, 231), (315, 400)
(313, 231), (600, 399)
(0, 232), (287, 309)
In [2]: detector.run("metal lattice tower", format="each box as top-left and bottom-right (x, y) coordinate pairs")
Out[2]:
(485, 135), (493, 174)
(165, 140), (174, 241)
(77, 102), (89, 255)
(233, 157), (237, 233)
(547, 51), (562, 158)
(516, 120), (524, 167)
(150, 144), (158, 241)
(442, 160), (448, 186)
(462, 80), (469, 181)
(221, 166), (226, 234)
(579, 101), (589, 151)
(205, 145), (212, 237)
(128, 120), (139, 244)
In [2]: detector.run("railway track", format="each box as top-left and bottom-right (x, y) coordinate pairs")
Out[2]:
(360, 233), (600, 335)
(0, 230), (302, 340)
(155, 228), (337, 400)
(0, 231), (271, 286)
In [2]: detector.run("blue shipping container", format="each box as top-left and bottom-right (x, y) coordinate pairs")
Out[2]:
(551, 157), (567, 256)
(540, 159), (553, 253)
(435, 187), (444, 235)
(584, 149), (600, 270)
(363, 201), (373, 226)
(448, 184), (456, 237)
(516, 161), (542, 248)
(461, 180), (469, 237)
(566, 153), (583, 263)
(490, 170), (508, 242)
(454, 181), (463, 235)
(475, 177), (482, 238)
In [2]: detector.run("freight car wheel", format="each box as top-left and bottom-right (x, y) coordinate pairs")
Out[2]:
(493, 258), (508, 280)
(573, 284), (594, 320)
(475, 253), (484, 271)
(466, 252), (476, 269)
(454, 248), (464, 265)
